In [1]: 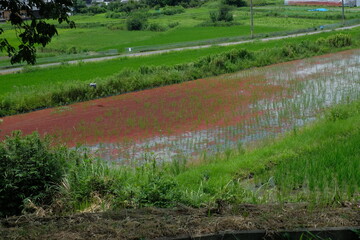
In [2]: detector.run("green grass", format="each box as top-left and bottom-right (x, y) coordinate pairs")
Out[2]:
(1, 28), (359, 99)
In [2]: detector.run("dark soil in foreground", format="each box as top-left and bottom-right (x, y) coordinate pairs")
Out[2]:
(1, 203), (359, 240)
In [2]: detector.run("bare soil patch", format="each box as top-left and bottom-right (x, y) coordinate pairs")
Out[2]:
(1, 203), (359, 240)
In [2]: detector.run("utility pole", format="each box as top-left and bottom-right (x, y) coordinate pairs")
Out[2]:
(341, 0), (345, 25)
(250, 0), (254, 38)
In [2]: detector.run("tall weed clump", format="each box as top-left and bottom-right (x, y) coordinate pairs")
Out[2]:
(0, 33), (355, 117)
(0, 131), (78, 217)
(58, 157), (120, 212)
(58, 158), (184, 212)
(316, 33), (352, 48)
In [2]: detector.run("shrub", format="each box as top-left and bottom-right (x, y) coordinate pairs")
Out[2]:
(168, 21), (179, 28)
(223, 0), (247, 7)
(162, 6), (185, 15)
(327, 33), (352, 48)
(67, 46), (81, 54)
(210, 4), (234, 23)
(218, 5), (234, 22)
(0, 131), (72, 217)
(315, 37), (326, 46)
(107, 23), (126, 31)
(143, 0), (203, 7)
(105, 11), (125, 19)
(85, 6), (107, 14)
(147, 22), (167, 32)
(72, 0), (87, 14)
(127, 14), (148, 31)
(210, 11), (218, 23)
(316, 34), (352, 48)
(138, 173), (181, 207)
(106, 0), (147, 13)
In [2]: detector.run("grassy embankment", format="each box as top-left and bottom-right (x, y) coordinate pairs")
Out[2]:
(0, 30), (358, 116)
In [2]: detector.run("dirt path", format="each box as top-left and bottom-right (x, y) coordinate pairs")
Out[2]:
(1, 203), (359, 240)
(1, 24), (360, 75)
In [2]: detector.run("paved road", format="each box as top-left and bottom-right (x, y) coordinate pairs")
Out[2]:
(1, 24), (360, 75)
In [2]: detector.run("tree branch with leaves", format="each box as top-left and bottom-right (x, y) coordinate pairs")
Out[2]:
(0, 0), (75, 64)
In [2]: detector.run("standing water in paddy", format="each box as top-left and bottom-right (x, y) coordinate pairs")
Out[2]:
(92, 50), (360, 163)
(1, 50), (360, 163)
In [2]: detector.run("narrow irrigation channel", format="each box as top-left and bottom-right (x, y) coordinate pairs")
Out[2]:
(1, 49), (360, 164)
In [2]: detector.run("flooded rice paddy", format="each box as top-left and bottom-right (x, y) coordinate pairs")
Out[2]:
(1, 50), (360, 164)
(92, 50), (360, 163)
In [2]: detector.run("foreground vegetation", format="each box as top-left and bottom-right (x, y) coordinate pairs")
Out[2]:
(1, 97), (359, 217)
(0, 32), (356, 117)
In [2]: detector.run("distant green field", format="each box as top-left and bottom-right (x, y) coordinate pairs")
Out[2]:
(0, 27), (359, 98)
(39, 7), (342, 53)
(0, 0), (356, 66)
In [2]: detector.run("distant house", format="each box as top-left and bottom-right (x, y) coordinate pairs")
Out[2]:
(84, 0), (129, 5)
(0, 9), (41, 21)
(284, 0), (359, 6)
(0, 0), (47, 21)
(91, 0), (120, 4)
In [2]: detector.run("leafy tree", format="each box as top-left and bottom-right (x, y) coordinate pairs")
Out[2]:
(127, 13), (148, 30)
(223, 0), (247, 7)
(143, 0), (196, 7)
(0, 131), (72, 217)
(87, 5), (107, 14)
(210, 4), (234, 22)
(0, 0), (75, 65)
(73, 0), (87, 14)
(106, 0), (147, 14)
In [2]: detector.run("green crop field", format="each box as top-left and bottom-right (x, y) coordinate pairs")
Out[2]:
(1, 28), (359, 99)
(0, 0), (358, 67)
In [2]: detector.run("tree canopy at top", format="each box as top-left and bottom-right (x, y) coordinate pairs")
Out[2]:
(0, 0), (74, 64)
